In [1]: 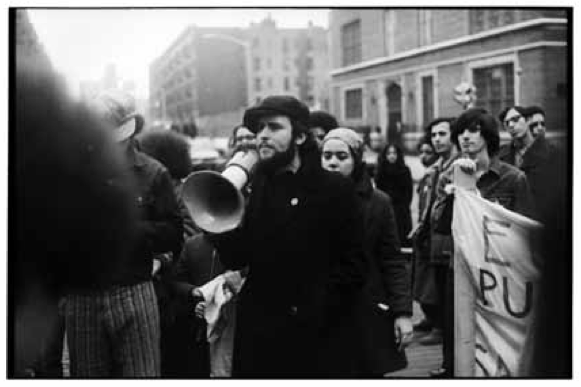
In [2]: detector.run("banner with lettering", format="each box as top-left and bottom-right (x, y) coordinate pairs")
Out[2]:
(452, 188), (543, 377)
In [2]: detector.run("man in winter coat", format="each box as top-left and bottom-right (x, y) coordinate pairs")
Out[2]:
(212, 95), (367, 377)
(498, 105), (557, 219)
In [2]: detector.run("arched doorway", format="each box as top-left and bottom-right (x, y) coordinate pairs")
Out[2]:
(386, 83), (402, 145)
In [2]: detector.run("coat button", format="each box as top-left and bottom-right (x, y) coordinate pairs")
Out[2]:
(290, 306), (298, 316)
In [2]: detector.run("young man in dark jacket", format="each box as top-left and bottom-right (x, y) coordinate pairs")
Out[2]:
(63, 90), (183, 377)
(212, 96), (367, 377)
(498, 105), (557, 219)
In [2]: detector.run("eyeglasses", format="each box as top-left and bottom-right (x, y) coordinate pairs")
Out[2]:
(503, 114), (522, 126)
(530, 121), (545, 129)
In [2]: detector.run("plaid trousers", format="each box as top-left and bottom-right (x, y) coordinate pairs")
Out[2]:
(63, 281), (160, 377)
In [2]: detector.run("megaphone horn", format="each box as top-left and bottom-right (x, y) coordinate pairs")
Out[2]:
(182, 149), (258, 234)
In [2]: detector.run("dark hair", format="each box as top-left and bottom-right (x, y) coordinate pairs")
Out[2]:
(137, 130), (192, 180)
(526, 105), (545, 119)
(377, 143), (406, 170)
(424, 117), (455, 136)
(15, 57), (138, 294)
(452, 108), (500, 156)
(416, 135), (434, 152)
(498, 105), (527, 123)
(308, 111), (339, 133)
(424, 117), (455, 150)
(293, 118), (319, 158)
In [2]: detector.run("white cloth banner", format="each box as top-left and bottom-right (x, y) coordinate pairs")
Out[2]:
(452, 188), (543, 377)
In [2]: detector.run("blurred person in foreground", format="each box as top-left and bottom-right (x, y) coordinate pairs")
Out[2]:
(62, 90), (183, 377)
(12, 59), (138, 377)
(409, 136), (439, 338)
(321, 128), (412, 376)
(211, 96), (367, 377)
(374, 143), (413, 247)
(307, 110), (339, 150)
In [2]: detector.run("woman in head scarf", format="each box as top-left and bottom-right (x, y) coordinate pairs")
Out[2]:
(321, 128), (413, 376)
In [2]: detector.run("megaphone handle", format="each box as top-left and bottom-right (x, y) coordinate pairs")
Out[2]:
(226, 162), (250, 180)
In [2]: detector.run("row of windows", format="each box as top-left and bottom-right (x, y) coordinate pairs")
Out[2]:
(252, 36), (315, 51)
(340, 9), (530, 67)
(253, 56), (315, 71)
(343, 63), (515, 123)
(254, 76), (315, 92)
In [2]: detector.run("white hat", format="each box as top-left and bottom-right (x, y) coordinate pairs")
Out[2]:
(93, 89), (144, 142)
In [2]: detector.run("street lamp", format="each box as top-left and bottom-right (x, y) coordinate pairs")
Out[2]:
(201, 33), (252, 108)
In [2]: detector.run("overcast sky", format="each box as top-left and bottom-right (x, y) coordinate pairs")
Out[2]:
(28, 8), (330, 99)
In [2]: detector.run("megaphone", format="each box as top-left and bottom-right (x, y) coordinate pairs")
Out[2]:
(182, 149), (258, 233)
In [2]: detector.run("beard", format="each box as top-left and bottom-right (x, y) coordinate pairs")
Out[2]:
(254, 141), (297, 177)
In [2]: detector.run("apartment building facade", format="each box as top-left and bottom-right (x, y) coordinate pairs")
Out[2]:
(149, 26), (248, 137)
(247, 16), (330, 110)
(149, 16), (330, 137)
(329, 9), (569, 148)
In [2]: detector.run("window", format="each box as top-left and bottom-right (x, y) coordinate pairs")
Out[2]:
(341, 20), (362, 66)
(470, 10), (518, 34)
(421, 75), (435, 126)
(307, 76), (314, 91)
(419, 10), (432, 46)
(254, 57), (260, 71)
(345, 88), (363, 120)
(283, 58), (290, 71)
(472, 63), (515, 117)
(384, 11), (395, 56)
(306, 57), (314, 71)
(306, 38), (313, 51)
(284, 77), (290, 91)
(282, 38), (289, 52)
(254, 78), (262, 92)
(267, 78), (273, 89)
(267, 58), (272, 69)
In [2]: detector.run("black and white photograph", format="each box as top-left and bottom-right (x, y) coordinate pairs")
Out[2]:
(7, 2), (573, 379)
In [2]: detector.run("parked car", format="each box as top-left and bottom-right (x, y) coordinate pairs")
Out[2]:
(188, 137), (226, 172)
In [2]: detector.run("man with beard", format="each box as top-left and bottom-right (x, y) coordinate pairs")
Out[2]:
(211, 95), (367, 377)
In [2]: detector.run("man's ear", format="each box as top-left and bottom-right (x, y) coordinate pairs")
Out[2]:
(295, 132), (306, 146)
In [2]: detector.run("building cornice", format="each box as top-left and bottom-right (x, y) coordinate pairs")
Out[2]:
(330, 41), (565, 87)
(330, 18), (568, 77)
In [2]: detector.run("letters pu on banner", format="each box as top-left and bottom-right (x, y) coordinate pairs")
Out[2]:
(452, 188), (543, 377)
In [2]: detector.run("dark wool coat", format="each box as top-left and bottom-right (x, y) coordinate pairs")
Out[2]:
(355, 171), (411, 375)
(374, 164), (413, 246)
(498, 136), (557, 219)
(161, 234), (225, 378)
(213, 152), (367, 378)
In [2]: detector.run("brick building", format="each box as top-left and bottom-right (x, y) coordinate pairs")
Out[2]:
(248, 16), (330, 110)
(149, 16), (329, 138)
(149, 26), (248, 137)
(328, 9), (569, 149)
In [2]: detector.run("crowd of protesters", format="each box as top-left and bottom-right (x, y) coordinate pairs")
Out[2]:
(13, 53), (569, 378)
